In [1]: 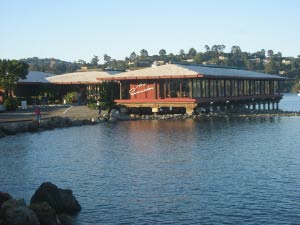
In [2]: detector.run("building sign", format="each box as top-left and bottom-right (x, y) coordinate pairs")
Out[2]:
(129, 83), (154, 96)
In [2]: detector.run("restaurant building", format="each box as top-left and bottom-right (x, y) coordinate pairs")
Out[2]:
(97, 64), (285, 114)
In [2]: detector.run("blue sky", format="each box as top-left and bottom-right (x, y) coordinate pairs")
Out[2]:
(0, 0), (299, 62)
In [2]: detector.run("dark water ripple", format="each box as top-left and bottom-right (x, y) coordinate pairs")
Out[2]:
(1, 94), (300, 224)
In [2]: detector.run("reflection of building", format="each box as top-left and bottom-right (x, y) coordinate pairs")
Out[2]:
(97, 64), (286, 114)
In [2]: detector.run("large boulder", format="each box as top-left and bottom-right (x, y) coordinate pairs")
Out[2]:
(0, 199), (39, 225)
(0, 199), (26, 218)
(0, 192), (12, 208)
(57, 214), (74, 225)
(30, 182), (81, 214)
(5, 206), (40, 225)
(29, 202), (59, 225)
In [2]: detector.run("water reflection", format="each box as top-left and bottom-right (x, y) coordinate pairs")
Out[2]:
(1, 116), (300, 224)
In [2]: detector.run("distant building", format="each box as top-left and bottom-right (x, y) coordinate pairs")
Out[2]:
(279, 71), (286, 75)
(282, 59), (291, 65)
(218, 55), (228, 60)
(152, 60), (165, 67)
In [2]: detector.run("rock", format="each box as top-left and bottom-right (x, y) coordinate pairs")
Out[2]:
(82, 119), (91, 125)
(108, 117), (117, 122)
(30, 182), (81, 214)
(1, 126), (17, 135)
(0, 192), (12, 208)
(57, 214), (74, 225)
(0, 129), (5, 138)
(0, 199), (26, 218)
(27, 121), (39, 132)
(118, 112), (131, 121)
(29, 202), (58, 225)
(5, 206), (40, 225)
(70, 120), (82, 126)
(109, 109), (120, 121)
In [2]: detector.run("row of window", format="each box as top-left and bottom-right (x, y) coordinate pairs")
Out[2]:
(192, 79), (278, 98)
(120, 79), (279, 99)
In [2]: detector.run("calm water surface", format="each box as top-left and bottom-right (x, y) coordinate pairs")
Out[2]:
(1, 94), (300, 224)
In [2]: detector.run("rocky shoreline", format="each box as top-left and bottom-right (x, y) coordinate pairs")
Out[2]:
(1, 110), (300, 138)
(0, 117), (97, 138)
(0, 182), (80, 225)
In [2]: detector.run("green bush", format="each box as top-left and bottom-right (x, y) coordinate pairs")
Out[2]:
(4, 97), (19, 111)
(99, 101), (115, 111)
(63, 92), (77, 103)
(87, 102), (97, 109)
(87, 99), (97, 109)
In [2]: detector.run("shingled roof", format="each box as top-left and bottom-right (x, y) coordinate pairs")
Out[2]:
(97, 64), (286, 80)
(18, 71), (55, 83)
(47, 70), (122, 84)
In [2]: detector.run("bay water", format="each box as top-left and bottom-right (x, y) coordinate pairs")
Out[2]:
(1, 94), (300, 224)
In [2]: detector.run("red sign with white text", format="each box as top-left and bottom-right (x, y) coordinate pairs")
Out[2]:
(129, 83), (155, 100)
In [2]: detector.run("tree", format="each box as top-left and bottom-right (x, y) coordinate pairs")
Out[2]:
(103, 54), (112, 63)
(129, 52), (137, 62)
(0, 59), (29, 98)
(194, 53), (205, 63)
(231, 46), (241, 54)
(98, 81), (119, 110)
(211, 45), (225, 54)
(267, 50), (274, 58)
(91, 55), (99, 67)
(188, 48), (197, 58)
(204, 45), (210, 52)
(140, 49), (148, 58)
(159, 49), (167, 57)
(275, 52), (282, 58)
(264, 57), (278, 74)
(260, 49), (266, 58)
(77, 59), (86, 65)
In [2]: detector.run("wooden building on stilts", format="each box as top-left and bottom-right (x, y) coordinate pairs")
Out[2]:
(97, 64), (286, 115)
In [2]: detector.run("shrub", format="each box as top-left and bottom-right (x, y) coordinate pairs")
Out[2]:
(87, 102), (97, 110)
(63, 92), (77, 104)
(4, 97), (19, 111)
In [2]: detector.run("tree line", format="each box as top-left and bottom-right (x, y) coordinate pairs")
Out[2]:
(19, 45), (300, 92)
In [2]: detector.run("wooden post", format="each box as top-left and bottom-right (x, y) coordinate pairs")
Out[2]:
(119, 82), (122, 100)
(179, 79), (182, 97)
(156, 81), (160, 99)
(168, 80), (170, 97)
(200, 80), (203, 97)
(189, 79), (193, 98)
(208, 79), (211, 97)
(164, 80), (167, 98)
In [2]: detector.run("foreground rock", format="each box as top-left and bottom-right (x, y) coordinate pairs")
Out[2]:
(0, 116), (97, 138)
(0, 183), (80, 225)
(0, 193), (12, 208)
(31, 182), (81, 214)
(29, 202), (58, 225)
(0, 199), (40, 225)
